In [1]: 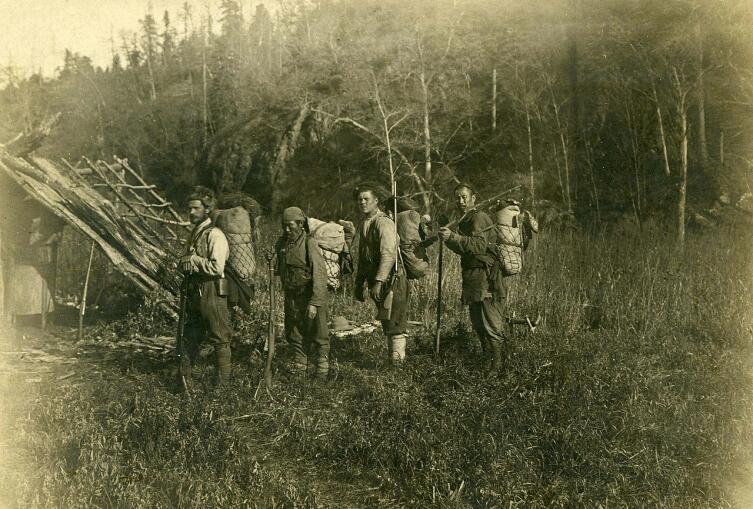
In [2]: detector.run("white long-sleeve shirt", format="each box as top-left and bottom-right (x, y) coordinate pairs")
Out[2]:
(187, 218), (229, 277)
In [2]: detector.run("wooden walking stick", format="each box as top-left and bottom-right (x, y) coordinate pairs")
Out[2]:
(435, 239), (443, 355)
(78, 241), (95, 340)
(257, 250), (277, 399)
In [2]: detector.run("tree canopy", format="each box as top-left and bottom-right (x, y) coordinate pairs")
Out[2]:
(2, 0), (752, 232)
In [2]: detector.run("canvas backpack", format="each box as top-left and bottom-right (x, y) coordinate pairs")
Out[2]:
(493, 203), (538, 276)
(395, 209), (430, 280)
(306, 217), (347, 290)
(213, 206), (256, 282)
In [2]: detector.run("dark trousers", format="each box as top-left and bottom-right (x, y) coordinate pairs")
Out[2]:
(378, 272), (410, 336)
(468, 298), (506, 348)
(182, 279), (232, 376)
(284, 292), (329, 370)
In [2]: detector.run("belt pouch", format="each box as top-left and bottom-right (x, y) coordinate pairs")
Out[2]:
(215, 277), (229, 296)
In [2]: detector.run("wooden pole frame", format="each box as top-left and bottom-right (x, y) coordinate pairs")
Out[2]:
(78, 241), (96, 341)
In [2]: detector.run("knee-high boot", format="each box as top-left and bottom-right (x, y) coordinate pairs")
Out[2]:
(487, 340), (502, 374)
(315, 344), (330, 379)
(215, 344), (232, 383)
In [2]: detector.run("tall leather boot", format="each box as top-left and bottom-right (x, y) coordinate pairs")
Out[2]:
(390, 334), (406, 364)
(289, 337), (308, 375)
(315, 345), (330, 380)
(214, 344), (232, 385)
(479, 336), (492, 371)
(487, 341), (502, 376)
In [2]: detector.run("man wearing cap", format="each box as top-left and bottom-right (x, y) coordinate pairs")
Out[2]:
(179, 186), (233, 387)
(275, 206), (330, 379)
(438, 183), (507, 374)
(353, 184), (410, 364)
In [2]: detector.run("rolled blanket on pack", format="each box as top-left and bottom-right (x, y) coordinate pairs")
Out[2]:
(396, 209), (430, 280)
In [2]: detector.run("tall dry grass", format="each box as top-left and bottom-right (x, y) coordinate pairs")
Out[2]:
(10, 227), (753, 507)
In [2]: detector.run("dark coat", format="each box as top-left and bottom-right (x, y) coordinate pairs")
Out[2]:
(275, 231), (328, 308)
(444, 210), (498, 304)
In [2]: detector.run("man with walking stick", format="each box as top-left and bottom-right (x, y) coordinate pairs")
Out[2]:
(438, 183), (508, 374)
(177, 186), (233, 390)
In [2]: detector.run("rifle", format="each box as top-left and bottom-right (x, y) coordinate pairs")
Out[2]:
(417, 185), (523, 248)
(176, 278), (190, 396)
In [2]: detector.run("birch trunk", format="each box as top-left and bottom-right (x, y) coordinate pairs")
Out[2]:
(550, 87), (572, 212)
(678, 100), (688, 245)
(492, 68), (497, 132)
(653, 84), (671, 177)
(525, 106), (534, 204)
(420, 73), (432, 212)
(697, 20), (708, 167)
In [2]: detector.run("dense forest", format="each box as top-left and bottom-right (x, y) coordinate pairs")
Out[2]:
(1, 0), (752, 238)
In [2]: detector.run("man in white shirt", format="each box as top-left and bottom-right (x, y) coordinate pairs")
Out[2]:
(179, 186), (233, 387)
(353, 184), (409, 364)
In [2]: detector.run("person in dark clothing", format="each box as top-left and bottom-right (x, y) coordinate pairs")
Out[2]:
(275, 206), (330, 379)
(438, 184), (508, 373)
(179, 186), (233, 387)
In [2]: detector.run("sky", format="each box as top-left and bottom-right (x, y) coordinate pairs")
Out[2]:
(0, 0), (265, 78)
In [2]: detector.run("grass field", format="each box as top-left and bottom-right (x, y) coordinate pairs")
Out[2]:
(5, 227), (753, 507)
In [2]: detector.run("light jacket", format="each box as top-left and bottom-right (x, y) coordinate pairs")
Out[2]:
(186, 217), (229, 277)
(355, 210), (398, 284)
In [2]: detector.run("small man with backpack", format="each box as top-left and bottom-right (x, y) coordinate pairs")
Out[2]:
(492, 199), (539, 277)
(178, 186), (234, 388)
(438, 183), (507, 374)
(275, 206), (331, 379)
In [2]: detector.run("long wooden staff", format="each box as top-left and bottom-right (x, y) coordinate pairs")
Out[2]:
(435, 238), (443, 355)
(77, 241), (95, 340)
(263, 250), (276, 393)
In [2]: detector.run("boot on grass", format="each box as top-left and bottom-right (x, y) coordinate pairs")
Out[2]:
(486, 341), (503, 377)
(211, 344), (232, 388)
(389, 334), (407, 365)
(314, 346), (330, 380)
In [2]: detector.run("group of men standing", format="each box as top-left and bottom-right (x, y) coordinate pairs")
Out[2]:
(176, 181), (511, 389)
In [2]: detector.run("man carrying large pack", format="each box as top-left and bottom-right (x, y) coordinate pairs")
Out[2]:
(438, 183), (507, 374)
(178, 186), (234, 388)
(353, 184), (410, 364)
(275, 206), (330, 379)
